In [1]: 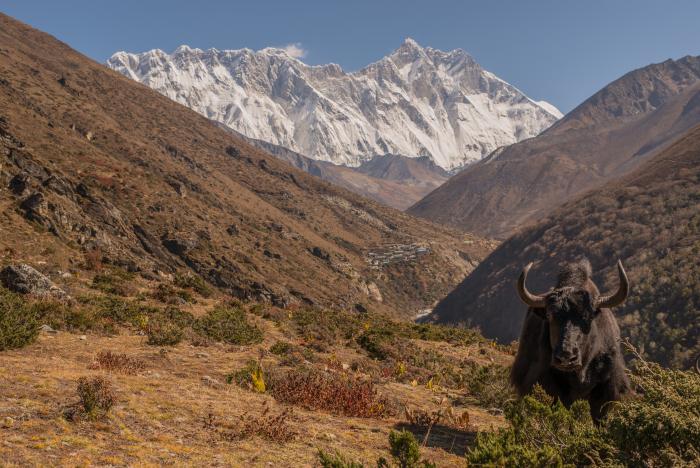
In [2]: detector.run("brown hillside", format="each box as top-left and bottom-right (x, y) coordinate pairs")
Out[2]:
(233, 130), (449, 211)
(408, 56), (700, 239)
(427, 123), (700, 368)
(0, 13), (495, 319)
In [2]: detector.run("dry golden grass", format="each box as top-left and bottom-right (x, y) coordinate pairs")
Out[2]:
(0, 327), (507, 466)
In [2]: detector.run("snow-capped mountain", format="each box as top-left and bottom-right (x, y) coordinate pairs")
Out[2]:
(108, 38), (561, 170)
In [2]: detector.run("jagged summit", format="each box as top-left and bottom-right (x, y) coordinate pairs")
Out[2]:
(107, 40), (561, 170)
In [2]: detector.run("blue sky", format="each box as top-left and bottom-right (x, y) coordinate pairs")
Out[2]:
(2, 1), (699, 112)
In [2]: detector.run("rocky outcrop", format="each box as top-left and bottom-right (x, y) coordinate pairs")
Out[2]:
(0, 264), (67, 298)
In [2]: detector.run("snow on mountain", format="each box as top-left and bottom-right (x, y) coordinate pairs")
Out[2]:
(107, 38), (561, 170)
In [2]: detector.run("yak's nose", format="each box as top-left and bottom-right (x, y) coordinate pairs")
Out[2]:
(553, 348), (580, 369)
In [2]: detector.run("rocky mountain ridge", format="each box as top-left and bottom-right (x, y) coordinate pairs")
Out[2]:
(107, 38), (561, 170)
(409, 55), (700, 238)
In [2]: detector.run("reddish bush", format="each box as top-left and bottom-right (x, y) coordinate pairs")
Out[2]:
(88, 350), (145, 375)
(268, 367), (394, 418)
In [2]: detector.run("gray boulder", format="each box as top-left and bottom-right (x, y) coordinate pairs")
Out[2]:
(0, 264), (67, 298)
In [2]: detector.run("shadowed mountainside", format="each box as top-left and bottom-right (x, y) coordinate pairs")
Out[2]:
(227, 128), (449, 210)
(427, 123), (700, 368)
(409, 56), (700, 239)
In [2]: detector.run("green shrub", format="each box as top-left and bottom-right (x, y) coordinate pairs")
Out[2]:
(357, 329), (396, 360)
(33, 299), (100, 333)
(174, 273), (212, 297)
(379, 430), (436, 468)
(317, 431), (435, 468)
(0, 287), (40, 350)
(606, 358), (700, 466)
(408, 323), (486, 347)
(286, 307), (491, 360)
(80, 295), (156, 328)
(146, 320), (183, 346)
(145, 307), (193, 346)
(318, 450), (365, 468)
(466, 386), (617, 466)
(152, 283), (194, 304)
(226, 360), (260, 387)
(158, 306), (195, 328)
(269, 340), (293, 355)
(194, 305), (263, 345)
(290, 307), (359, 345)
(75, 376), (116, 420)
(467, 359), (700, 467)
(90, 268), (135, 296)
(463, 363), (514, 409)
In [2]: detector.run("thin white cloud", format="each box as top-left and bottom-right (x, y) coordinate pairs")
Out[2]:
(281, 42), (307, 59)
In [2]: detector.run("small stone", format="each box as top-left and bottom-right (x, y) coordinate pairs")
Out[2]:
(341, 363), (350, 371)
(1, 417), (14, 428)
(201, 375), (220, 388)
(39, 324), (57, 334)
(79, 335), (87, 341)
(195, 352), (209, 359)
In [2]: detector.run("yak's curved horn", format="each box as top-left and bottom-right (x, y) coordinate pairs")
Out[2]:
(596, 260), (629, 309)
(517, 262), (546, 309)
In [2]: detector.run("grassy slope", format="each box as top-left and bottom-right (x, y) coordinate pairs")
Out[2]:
(0, 271), (510, 466)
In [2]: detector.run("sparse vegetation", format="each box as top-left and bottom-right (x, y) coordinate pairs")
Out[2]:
(268, 367), (394, 418)
(89, 350), (145, 374)
(194, 305), (263, 345)
(467, 354), (700, 466)
(204, 406), (296, 443)
(83, 248), (103, 272)
(319, 430), (436, 468)
(462, 363), (514, 409)
(67, 376), (116, 421)
(0, 287), (40, 350)
(146, 319), (184, 346)
(90, 268), (136, 296)
(173, 272), (212, 298)
(151, 283), (193, 304)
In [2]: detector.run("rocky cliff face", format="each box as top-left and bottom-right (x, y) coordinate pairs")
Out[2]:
(107, 38), (560, 170)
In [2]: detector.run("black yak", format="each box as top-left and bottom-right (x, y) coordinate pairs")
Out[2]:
(510, 259), (631, 421)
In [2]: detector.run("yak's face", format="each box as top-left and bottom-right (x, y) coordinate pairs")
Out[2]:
(517, 260), (629, 371)
(543, 288), (597, 371)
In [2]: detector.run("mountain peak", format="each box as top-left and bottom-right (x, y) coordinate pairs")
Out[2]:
(174, 44), (199, 54)
(108, 41), (561, 170)
(402, 37), (422, 48)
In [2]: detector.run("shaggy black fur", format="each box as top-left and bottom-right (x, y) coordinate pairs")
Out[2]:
(511, 258), (630, 422)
